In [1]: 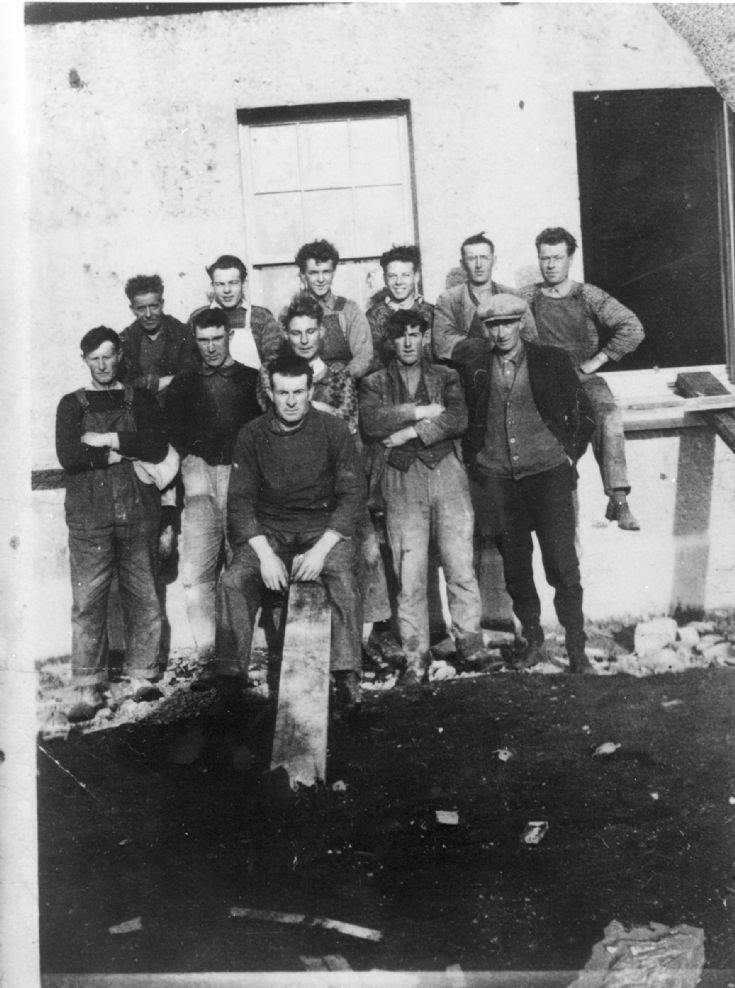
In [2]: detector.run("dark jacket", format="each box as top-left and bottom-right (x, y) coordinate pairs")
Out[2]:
(359, 358), (467, 508)
(166, 361), (261, 465)
(454, 339), (595, 471)
(120, 314), (188, 391)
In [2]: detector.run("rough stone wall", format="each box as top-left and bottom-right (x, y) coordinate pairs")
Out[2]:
(658, 3), (735, 112)
(27, 2), (711, 468)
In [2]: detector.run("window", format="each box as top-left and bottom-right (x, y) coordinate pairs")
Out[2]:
(238, 101), (417, 315)
(574, 88), (735, 376)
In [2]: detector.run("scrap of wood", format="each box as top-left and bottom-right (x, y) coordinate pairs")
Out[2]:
(621, 394), (735, 412)
(230, 906), (382, 941)
(312, 916), (382, 941)
(109, 916), (143, 935)
(230, 907), (305, 924)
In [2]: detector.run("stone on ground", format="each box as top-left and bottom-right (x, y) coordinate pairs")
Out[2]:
(634, 618), (679, 659)
(568, 919), (704, 988)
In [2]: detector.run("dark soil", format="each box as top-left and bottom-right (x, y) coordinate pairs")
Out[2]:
(38, 668), (735, 977)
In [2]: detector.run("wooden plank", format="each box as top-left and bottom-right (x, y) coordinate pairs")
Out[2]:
(676, 371), (735, 453)
(620, 394), (735, 412)
(270, 580), (331, 788)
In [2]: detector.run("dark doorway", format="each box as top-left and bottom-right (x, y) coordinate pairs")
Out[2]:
(574, 88), (730, 371)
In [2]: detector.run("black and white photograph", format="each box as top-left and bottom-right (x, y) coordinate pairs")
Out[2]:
(4, 1), (735, 984)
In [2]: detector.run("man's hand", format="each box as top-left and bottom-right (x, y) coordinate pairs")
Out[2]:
(311, 400), (337, 416)
(414, 403), (444, 420)
(292, 544), (329, 582)
(158, 524), (176, 561)
(82, 431), (119, 448)
(382, 426), (417, 448)
(292, 530), (341, 582)
(260, 550), (290, 591)
(107, 449), (123, 464)
(579, 353), (607, 375)
(249, 535), (290, 590)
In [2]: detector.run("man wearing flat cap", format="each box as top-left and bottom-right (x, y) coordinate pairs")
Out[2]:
(452, 294), (596, 674)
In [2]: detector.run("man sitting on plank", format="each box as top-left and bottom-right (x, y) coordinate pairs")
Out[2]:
(217, 353), (366, 712)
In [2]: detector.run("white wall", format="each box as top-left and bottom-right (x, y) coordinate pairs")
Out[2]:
(27, 2), (711, 469)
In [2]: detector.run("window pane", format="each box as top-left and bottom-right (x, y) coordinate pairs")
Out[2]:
(350, 117), (402, 186)
(353, 185), (407, 256)
(250, 125), (300, 193)
(302, 188), (354, 254)
(253, 191), (303, 263)
(254, 265), (301, 318)
(300, 120), (351, 190)
(334, 258), (384, 310)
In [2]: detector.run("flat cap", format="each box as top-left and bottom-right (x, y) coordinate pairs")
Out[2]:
(477, 293), (528, 324)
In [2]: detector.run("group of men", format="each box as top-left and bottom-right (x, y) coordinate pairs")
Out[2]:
(56, 227), (644, 722)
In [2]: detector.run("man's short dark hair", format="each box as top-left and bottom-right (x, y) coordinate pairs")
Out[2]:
(284, 294), (323, 328)
(80, 326), (120, 356)
(386, 308), (429, 339)
(380, 245), (421, 272)
(535, 227), (578, 255)
(294, 239), (340, 273)
(267, 352), (314, 389)
(124, 274), (163, 302)
(206, 254), (247, 281)
(193, 309), (229, 334)
(461, 232), (495, 255)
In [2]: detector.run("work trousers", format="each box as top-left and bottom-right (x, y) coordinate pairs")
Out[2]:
(216, 529), (362, 681)
(68, 517), (161, 686)
(579, 374), (629, 495)
(472, 463), (585, 650)
(383, 453), (483, 667)
(180, 455), (231, 663)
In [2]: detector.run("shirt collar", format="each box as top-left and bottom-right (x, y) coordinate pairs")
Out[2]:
(494, 340), (526, 368)
(265, 406), (312, 435)
(310, 356), (327, 382)
(197, 359), (240, 378)
(541, 279), (575, 298)
(385, 292), (423, 312)
(318, 291), (337, 311)
(210, 300), (247, 312)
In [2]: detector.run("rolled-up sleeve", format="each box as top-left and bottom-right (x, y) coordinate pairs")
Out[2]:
(582, 284), (644, 361)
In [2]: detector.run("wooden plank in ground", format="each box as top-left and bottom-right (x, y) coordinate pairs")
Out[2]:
(675, 371), (735, 453)
(270, 579), (331, 788)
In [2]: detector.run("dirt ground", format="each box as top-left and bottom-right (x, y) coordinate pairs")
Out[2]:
(36, 629), (735, 981)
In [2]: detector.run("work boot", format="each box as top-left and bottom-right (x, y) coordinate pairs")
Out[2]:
(567, 646), (595, 675)
(605, 494), (640, 531)
(399, 653), (427, 688)
(514, 640), (548, 671)
(455, 646), (505, 674)
(66, 684), (106, 723)
(332, 670), (362, 717)
(365, 624), (406, 668)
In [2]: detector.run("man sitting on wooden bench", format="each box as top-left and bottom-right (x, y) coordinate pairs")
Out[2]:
(216, 353), (366, 714)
